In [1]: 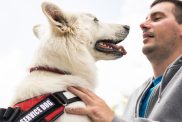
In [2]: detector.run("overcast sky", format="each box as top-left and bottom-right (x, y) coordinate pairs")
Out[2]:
(0, 0), (154, 109)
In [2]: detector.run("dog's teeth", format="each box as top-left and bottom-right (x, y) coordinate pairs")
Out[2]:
(118, 49), (122, 52)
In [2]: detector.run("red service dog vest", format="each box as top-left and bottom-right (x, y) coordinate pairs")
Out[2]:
(0, 91), (81, 122)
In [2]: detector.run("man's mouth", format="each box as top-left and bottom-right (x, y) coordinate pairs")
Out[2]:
(95, 40), (126, 57)
(142, 32), (155, 44)
(143, 32), (155, 38)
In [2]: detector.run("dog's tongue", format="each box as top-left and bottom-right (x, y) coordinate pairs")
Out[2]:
(110, 43), (127, 55)
(118, 46), (127, 55)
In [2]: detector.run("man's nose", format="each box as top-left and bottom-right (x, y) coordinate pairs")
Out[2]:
(140, 20), (151, 31)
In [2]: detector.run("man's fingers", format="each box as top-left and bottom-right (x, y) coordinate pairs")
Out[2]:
(73, 86), (101, 100)
(67, 87), (93, 104)
(65, 107), (89, 115)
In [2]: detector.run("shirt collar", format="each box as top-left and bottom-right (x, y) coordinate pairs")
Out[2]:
(153, 75), (163, 86)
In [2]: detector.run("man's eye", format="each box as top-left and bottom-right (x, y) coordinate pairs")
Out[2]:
(153, 17), (162, 21)
(94, 17), (99, 22)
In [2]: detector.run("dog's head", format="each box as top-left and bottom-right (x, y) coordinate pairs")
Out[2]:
(33, 2), (129, 61)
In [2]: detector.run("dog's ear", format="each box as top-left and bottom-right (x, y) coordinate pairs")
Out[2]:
(41, 2), (69, 33)
(33, 24), (45, 39)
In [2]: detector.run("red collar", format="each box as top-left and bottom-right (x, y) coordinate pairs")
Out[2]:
(30, 66), (71, 75)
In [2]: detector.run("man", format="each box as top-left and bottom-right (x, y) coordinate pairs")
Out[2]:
(65, 0), (182, 122)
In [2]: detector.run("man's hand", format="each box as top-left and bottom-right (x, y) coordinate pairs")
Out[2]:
(65, 86), (115, 122)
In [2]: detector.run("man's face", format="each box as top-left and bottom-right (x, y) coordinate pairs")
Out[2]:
(140, 2), (182, 62)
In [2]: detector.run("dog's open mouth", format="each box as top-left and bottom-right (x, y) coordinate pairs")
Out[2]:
(95, 40), (126, 56)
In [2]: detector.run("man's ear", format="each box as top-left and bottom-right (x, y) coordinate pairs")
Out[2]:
(33, 24), (45, 39)
(41, 2), (69, 33)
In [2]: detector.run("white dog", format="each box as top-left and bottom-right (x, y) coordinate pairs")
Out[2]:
(11, 2), (129, 122)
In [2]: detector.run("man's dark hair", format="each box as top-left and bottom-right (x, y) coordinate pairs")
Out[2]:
(151, 0), (182, 24)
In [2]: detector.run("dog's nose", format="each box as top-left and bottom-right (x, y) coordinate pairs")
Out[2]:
(123, 25), (130, 31)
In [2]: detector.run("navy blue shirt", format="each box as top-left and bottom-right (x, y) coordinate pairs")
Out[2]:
(139, 75), (162, 117)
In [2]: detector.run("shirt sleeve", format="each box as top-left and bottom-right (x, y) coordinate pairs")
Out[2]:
(112, 116), (159, 122)
(112, 116), (122, 122)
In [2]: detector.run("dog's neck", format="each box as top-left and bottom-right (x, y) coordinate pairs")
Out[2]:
(30, 66), (71, 75)
(31, 42), (97, 84)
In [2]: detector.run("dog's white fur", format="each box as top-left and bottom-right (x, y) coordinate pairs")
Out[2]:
(11, 2), (129, 122)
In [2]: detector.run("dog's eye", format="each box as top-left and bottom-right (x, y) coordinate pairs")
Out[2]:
(94, 17), (99, 22)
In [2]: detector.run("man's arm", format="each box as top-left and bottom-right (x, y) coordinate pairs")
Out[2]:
(65, 86), (159, 122)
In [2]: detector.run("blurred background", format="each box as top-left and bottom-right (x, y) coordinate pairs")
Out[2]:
(0, 0), (154, 116)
